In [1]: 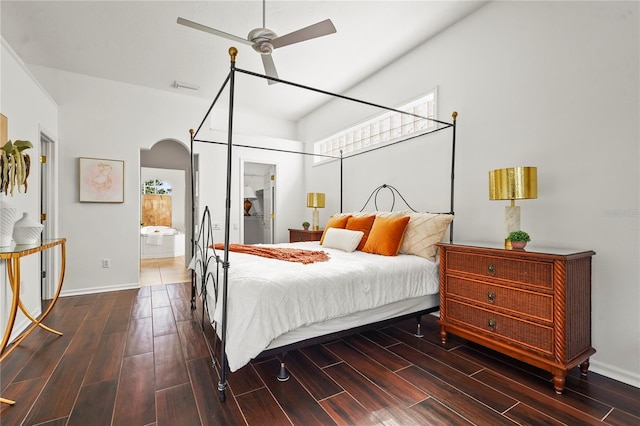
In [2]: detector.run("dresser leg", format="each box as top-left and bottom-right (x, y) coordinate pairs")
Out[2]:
(439, 326), (447, 345)
(579, 359), (590, 376)
(552, 371), (566, 394)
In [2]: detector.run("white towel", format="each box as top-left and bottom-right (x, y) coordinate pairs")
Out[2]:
(146, 233), (163, 245)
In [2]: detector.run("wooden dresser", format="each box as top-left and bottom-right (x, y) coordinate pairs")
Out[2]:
(437, 242), (596, 394)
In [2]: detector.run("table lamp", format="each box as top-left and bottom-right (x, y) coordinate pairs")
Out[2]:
(489, 166), (537, 248)
(306, 192), (325, 230)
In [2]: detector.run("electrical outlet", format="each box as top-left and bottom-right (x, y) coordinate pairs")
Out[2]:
(102, 259), (111, 268)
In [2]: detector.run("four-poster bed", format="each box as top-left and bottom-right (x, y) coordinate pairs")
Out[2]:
(189, 47), (458, 401)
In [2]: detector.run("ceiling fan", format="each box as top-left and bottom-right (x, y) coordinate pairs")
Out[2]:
(177, 0), (336, 85)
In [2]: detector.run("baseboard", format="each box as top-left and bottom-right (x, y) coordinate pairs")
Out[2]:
(590, 359), (640, 389)
(60, 282), (140, 297)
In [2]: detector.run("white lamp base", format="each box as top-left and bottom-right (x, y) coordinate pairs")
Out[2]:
(312, 209), (320, 231)
(505, 205), (521, 235)
(504, 205), (521, 249)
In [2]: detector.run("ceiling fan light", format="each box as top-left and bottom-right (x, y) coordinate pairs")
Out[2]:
(253, 41), (274, 54)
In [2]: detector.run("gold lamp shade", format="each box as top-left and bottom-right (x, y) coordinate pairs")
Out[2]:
(306, 193), (325, 208)
(489, 167), (537, 201)
(306, 193), (325, 230)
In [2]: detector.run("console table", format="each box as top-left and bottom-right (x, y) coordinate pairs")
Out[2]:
(0, 238), (66, 405)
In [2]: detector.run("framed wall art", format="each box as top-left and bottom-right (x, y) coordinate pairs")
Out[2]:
(78, 157), (124, 203)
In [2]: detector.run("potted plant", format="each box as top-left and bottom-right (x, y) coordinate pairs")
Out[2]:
(302, 221), (310, 230)
(1, 139), (32, 196)
(508, 230), (530, 249)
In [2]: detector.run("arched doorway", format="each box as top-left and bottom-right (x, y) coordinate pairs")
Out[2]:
(140, 139), (197, 283)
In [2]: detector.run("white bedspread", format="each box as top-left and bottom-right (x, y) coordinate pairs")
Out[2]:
(191, 241), (439, 372)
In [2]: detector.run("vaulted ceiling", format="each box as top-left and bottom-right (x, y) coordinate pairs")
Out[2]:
(1, 1), (486, 122)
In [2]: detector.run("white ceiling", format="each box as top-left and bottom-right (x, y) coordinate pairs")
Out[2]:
(1, 1), (486, 122)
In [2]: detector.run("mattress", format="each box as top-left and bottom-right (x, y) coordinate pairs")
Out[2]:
(191, 241), (440, 372)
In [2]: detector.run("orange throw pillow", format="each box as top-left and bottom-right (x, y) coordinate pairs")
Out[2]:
(362, 216), (411, 256)
(320, 215), (351, 244)
(346, 215), (376, 251)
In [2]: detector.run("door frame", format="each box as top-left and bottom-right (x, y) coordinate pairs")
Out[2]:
(40, 128), (57, 300)
(239, 158), (277, 244)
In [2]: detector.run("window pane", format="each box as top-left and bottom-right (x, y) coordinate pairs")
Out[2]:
(391, 113), (402, 138)
(370, 121), (380, 145)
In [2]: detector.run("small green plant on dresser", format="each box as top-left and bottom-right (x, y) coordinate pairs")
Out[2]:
(507, 230), (530, 242)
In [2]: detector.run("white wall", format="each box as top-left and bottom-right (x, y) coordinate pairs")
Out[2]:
(27, 65), (304, 296)
(1, 39), (59, 339)
(195, 130), (305, 244)
(301, 1), (639, 387)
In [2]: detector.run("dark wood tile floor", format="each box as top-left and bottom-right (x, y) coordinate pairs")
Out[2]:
(1, 282), (639, 425)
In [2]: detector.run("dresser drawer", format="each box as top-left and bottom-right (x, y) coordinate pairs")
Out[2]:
(446, 251), (553, 289)
(445, 300), (554, 355)
(289, 229), (323, 243)
(446, 276), (553, 322)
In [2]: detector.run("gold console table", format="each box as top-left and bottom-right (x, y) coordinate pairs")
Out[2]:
(0, 238), (66, 405)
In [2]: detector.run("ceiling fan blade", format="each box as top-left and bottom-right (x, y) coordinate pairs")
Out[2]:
(271, 19), (336, 49)
(177, 17), (251, 46)
(261, 54), (279, 85)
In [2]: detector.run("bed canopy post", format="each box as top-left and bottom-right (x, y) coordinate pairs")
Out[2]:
(189, 128), (197, 309)
(340, 150), (343, 213)
(449, 111), (458, 243)
(218, 46), (238, 402)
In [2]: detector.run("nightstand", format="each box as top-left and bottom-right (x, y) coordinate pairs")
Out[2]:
(437, 242), (596, 394)
(288, 228), (323, 243)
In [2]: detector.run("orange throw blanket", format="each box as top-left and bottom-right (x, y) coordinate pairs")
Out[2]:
(212, 243), (329, 264)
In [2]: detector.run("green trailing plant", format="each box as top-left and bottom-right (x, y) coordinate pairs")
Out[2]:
(507, 230), (531, 242)
(0, 140), (33, 196)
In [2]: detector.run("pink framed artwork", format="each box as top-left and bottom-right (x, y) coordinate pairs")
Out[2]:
(78, 157), (124, 203)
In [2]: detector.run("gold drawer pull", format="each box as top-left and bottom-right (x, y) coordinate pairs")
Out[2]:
(487, 291), (496, 303)
(487, 264), (496, 276)
(488, 319), (497, 331)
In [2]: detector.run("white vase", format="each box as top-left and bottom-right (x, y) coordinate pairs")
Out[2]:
(0, 198), (16, 246)
(13, 212), (44, 245)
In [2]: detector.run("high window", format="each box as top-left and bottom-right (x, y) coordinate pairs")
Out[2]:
(313, 89), (437, 164)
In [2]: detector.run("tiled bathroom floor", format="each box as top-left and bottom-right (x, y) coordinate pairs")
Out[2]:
(140, 256), (191, 286)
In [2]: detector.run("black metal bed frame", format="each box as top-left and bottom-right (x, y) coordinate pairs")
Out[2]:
(188, 47), (458, 401)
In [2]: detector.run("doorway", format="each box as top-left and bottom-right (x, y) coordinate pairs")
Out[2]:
(140, 168), (186, 260)
(40, 130), (56, 300)
(242, 161), (276, 244)
(140, 140), (194, 271)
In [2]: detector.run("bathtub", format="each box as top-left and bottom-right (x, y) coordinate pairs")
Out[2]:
(140, 226), (185, 259)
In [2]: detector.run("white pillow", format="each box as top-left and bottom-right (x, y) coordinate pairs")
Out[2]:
(321, 228), (364, 252)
